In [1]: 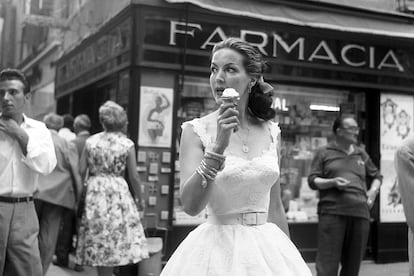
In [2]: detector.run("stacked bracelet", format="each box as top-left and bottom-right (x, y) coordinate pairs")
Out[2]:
(195, 151), (226, 189)
(196, 160), (217, 188)
(204, 151), (226, 171)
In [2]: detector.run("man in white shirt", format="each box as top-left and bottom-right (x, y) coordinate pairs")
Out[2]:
(0, 68), (56, 276)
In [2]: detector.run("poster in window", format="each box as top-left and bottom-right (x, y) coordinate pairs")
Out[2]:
(379, 93), (412, 223)
(138, 86), (173, 148)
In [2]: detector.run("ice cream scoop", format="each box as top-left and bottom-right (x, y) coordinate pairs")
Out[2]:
(220, 88), (240, 104)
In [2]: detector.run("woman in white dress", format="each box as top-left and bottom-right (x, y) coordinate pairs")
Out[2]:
(161, 38), (311, 276)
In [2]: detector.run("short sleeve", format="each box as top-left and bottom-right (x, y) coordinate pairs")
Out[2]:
(124, 137), (135, 149)
(360, 148), (383, 182)
(181, 118), (212, 149)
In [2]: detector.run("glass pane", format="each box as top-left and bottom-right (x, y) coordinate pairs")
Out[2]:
(174, 79), (366, 224)
(273, 84), (365, 223)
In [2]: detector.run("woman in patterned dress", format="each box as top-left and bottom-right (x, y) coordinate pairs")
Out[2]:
(75, 101), (148, 276)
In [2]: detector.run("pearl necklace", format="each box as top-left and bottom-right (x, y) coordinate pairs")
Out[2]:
(236, 122), (250, 153)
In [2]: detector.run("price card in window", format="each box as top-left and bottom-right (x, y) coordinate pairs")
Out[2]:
(149, 163), (159, 174)
(137, 151), (147, 163)
(162, 152), (171, 163)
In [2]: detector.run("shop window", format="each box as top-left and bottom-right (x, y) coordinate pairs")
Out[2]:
(274, 85), (365, 223)
(174, 76), (214, 225)
(174, 77), (366, 225)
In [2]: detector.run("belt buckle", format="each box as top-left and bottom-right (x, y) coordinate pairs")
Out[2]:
(242, 213), (257, 225)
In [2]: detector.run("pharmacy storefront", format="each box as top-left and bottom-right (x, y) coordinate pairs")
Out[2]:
(55, 1), (414, 262)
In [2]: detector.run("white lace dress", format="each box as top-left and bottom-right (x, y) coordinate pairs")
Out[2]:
(160, 119), (311, 276)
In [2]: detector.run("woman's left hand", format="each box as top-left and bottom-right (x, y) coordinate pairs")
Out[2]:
(366, 190), (377, 209)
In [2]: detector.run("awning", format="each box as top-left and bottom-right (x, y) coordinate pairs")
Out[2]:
(165, 0), (414, 39)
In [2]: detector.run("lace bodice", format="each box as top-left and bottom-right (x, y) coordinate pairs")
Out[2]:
(182, 118), (280, 216)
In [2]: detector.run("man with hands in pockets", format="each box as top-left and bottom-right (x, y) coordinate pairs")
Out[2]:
(308, 115), (382, 276)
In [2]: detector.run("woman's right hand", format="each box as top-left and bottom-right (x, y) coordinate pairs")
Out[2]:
(214, 103), (240, 153)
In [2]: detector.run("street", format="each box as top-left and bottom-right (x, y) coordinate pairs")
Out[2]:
(46, 261), (409, 276)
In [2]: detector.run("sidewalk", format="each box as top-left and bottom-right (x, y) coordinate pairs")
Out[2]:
(46, 261), (409, 276)
(308, 261), (408, 276)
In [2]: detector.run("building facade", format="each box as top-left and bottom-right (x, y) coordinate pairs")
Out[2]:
(54, 0), (414, 263)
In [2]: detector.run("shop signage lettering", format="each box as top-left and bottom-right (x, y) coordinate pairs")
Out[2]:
(169, 21), (404, 72)
(57, 19), (131, 84)
(381, 143), (398, 152)
(272, 97), (288, 111)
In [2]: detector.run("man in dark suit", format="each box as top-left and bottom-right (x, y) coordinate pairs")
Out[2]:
(54, 114), (91, 270)
(34, 113), (82, 275)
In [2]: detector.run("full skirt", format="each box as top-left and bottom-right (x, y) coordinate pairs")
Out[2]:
(160, 222), (312, 276)
(75, 175), (149, 266)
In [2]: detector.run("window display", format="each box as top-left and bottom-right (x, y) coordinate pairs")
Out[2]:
(275, 85), (365, 223)
(173, 77), (365, 225)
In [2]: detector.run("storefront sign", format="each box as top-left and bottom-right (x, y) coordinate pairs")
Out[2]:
(56, 18), (131, 87)
(169, 20), (405, 72)
(379, 93), (412, 223)
(271, 97), (288, 111)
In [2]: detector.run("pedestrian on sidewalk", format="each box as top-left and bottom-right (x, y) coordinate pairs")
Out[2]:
(75, 101), (148, 276)
(0, 68), (56, 276)
(34, 113), (82, 275)
(395, 136), (414, 276)
(72, 114), (91, 155)
(308, 115), (382, 276)
(58, 114), (76, 141)
(54, 114), (91, 271)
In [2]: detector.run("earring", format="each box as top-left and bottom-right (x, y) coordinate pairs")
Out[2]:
(248, 82), (254, 93)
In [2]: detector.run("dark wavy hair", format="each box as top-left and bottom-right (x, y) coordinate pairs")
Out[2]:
(0, 68), (30, 94)
(211, 37), (275, 121)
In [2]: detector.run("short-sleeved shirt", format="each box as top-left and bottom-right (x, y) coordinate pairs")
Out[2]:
(308, 142), (382, 219)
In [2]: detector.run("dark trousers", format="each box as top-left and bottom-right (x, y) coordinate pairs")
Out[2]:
(35, 200), (65, 275)
(316, 214), (370, 276)
(0, 200), (42, 276)
(55, 208), (77, 264)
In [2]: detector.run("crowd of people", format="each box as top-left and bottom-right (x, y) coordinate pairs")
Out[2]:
(0, 68), (148, 276)
(2, 37), (414, 276)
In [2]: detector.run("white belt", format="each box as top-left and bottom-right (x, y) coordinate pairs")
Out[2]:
(207, 212), (268, 226)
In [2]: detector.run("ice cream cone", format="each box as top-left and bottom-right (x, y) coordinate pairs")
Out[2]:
(220, 88), (240, 105)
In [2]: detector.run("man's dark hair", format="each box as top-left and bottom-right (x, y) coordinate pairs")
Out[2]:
(0, 68), (30, 94)
(332, 115), (356, 134)
(62, 114), (74, 130)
